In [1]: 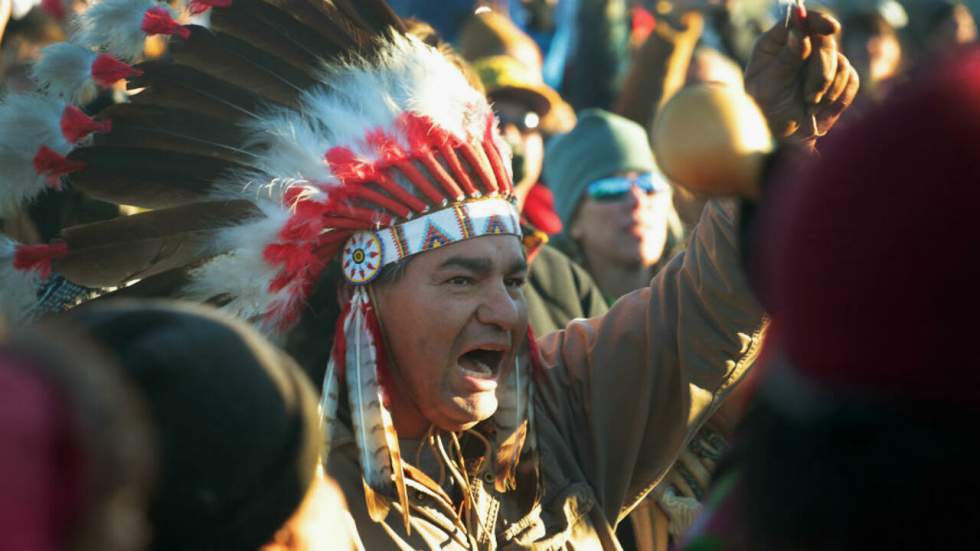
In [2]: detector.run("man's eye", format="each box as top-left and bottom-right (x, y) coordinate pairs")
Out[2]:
(448, 276), (473, 286)
(505, 277), (526, 289)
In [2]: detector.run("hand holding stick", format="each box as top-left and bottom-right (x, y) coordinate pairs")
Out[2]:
(745, 2), (859, 145)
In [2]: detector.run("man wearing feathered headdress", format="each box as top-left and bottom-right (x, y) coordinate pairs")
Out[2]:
(0, 1), (856, 548)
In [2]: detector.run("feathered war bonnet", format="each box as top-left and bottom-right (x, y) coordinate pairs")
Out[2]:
(0, 0), (539, 532)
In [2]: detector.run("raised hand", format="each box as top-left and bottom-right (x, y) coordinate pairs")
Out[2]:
(744, 8), (860, 144)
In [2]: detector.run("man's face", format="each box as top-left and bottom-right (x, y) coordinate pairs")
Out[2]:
(373, 235), (529, 435)
(493, 97), (544, 208)
(571, 171), (673, 269)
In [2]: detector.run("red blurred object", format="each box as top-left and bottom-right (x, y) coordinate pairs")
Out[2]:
(61, 105), (112, 144)
(40, 0), (65, 20)
(0, 359), (86, 551)
(523, 183), (563, 235)
(631, 6), (657, 44)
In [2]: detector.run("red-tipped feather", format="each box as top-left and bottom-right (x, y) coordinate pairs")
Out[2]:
(373, 172), (428, 214)
(439, 144), (479, 197)
(61, 106), (112, 143)
(458, 141), (497, 196)
(188, 0), (233, 15)
(395, 161), (448, 206)
(33, 146), (86, 187)
(326, 147), (377, 182)
(330, 185), (412, 220)
(142, 7), (191, 40)
(418, 152), (465, 201)
(91, 54), (142, 87)
(482, 140), (511, 196)
(14, 242), (69, 278)
(483, 115), (513, 196)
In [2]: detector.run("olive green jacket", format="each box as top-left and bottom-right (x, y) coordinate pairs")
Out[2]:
(526, 244), (609, 336)
(328, 200), (765, 550)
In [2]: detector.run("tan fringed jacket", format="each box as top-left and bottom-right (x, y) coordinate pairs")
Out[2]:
(327, 200), (766, 550)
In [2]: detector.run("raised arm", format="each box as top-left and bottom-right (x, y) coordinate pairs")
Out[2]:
(534, 198), (764, 522)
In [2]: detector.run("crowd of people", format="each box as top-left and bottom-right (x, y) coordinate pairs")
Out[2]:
(1, 0), (977, 549)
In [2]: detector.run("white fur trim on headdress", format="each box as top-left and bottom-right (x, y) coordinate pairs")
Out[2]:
(31, 41), (141, 105)
(32, 43), (100, 103)
(73, 0), (180, 61)
(180, 199), (292, 333)
(0, 94), (70, 216)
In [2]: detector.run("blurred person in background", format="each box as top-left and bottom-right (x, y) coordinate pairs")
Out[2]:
(841, 8), (904, 109)
(545, 109), (684, 303)
(461, 10), (576, 214)
(61, 300), (356, 551)
(458, 7), (547, 82)
(0, 326), (153, 551)
(905, 0), (977, 62)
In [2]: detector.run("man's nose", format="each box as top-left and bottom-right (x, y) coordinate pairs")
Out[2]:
(476, 282), (522, 332)
(624, 183), (645, 209)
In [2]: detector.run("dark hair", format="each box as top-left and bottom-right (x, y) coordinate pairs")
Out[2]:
(733, 395), (977, 550)
(62, 299), (321, 551)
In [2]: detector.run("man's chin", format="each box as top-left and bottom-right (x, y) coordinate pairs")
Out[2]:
(432, 394), (498, 432)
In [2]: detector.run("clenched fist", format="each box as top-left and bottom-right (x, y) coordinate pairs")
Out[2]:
(745, 8), (860, 144)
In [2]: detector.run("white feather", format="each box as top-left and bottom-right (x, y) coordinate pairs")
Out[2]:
(241, 110), (335, 184)
(32, 43), (99, 104)
(320, 355), (342, 465)
(244, 34), (492, 188)
(346, 291), (393, 492)
(181, 207), (287, 324)
(73, 0), (167, 61)
(0, 94), (70, 216)
(0, 236), (42, 325)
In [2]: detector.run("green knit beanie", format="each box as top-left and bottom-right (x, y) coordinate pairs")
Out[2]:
(544, 109), (657, 227)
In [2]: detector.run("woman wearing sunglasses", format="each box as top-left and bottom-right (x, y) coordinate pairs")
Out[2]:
(545, 109), (685, 303)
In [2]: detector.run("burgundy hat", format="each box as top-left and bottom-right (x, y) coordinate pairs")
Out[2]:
(760, 46), (980, 407)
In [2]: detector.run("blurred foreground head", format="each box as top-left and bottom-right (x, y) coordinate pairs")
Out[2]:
(737, 45), (980, 550)
(0, 325), (153, 551)
(61, 300), (351, 551)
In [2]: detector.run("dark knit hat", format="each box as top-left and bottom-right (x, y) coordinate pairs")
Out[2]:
(544, 109), (657, 227)
(760, 45), (980, 408)
(63, 300), (322, 551)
